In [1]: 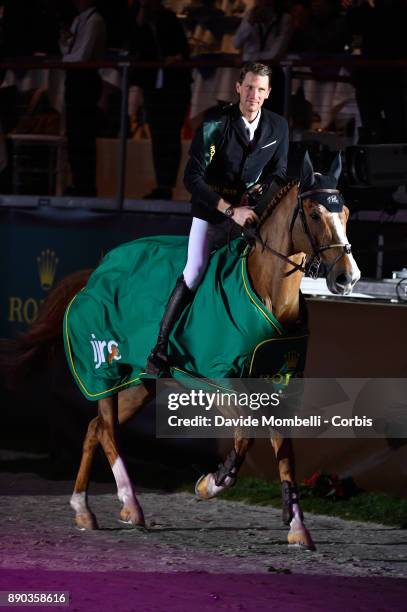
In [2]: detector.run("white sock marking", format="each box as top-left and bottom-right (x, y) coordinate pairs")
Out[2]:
(206, 473), (233, 497)
(70, 492), (88, 514)
(112, 457), (136, 506)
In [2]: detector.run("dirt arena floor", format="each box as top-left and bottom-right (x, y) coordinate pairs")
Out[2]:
(1, 471), (407, 611)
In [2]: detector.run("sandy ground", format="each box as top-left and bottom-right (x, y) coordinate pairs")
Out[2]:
(0, 471), (406, 611)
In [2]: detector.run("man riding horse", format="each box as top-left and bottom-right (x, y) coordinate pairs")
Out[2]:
(2, 60), (360, 546)
(146, 61), (290, 376)
(6, 146), (360, 544)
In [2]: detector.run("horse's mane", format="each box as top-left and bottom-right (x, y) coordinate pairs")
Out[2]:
(258, 180), (298, 229)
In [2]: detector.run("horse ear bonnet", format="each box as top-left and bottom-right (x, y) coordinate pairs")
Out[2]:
(329, 151), (342, 183)
(299, 150), (315, 191)
(301, 151), (344, 212)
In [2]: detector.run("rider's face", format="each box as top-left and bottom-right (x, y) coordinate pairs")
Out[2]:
(236, 72), (271, 119)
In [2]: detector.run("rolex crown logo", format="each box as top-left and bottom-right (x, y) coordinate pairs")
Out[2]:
(37, 249), (59, 291)
(209, 145), (216, 162)
(284, 350), (299, 370)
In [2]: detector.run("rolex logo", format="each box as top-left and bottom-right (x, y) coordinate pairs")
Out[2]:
(284, 350), (299, 370)
(37, 249), (59, 291)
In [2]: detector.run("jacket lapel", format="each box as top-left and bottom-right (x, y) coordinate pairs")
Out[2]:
(230, 104), (250, 147)
(230, 105), (277, 151)
(253, 112), (275, 151)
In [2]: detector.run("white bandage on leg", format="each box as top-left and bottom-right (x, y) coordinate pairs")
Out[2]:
(182, 217), (212, 290)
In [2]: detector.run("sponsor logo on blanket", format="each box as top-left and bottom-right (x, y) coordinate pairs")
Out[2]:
(90, 334), (122, 369)
(285, 350), (300, 371)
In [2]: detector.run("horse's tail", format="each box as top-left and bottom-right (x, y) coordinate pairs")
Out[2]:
(0, 269), (93, 388)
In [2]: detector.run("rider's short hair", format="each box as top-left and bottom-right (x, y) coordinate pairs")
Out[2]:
(238, 62), (272, 86)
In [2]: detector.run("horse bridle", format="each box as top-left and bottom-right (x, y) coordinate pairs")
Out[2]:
(251, 185), (352, 279)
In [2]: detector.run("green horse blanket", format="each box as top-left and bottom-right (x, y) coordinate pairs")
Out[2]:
(63, 236), (308, 400)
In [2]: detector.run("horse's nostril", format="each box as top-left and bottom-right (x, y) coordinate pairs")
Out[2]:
(335, 273), (348, 287)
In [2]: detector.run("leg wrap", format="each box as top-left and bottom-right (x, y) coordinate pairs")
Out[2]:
(214, 449), (244, 487)
(281, 480), (303, 525)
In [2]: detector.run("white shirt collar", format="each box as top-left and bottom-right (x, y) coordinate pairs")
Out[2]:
(241, 110), (261, 142)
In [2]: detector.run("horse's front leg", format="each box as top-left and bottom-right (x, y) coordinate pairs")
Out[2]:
(271, 432), (315, 550)
(195, 433), (254, 500)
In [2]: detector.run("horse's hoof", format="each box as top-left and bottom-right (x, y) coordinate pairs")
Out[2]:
(287, 523), (316, 551)
(118, 519), (147, 530)
(120, 505), (145, 528)
(195, 474), (216, 500)
(195, 473), (235, 500)
(195, 474), (209, 499)
(288, 542), (314, 551)
(75, 512), (98, 531)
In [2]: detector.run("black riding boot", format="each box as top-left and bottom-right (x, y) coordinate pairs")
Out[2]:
(146, 276), (194, 375)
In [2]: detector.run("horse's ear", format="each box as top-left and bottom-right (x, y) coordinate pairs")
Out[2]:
(300, 150), (315, 190)
(329, 152), (342, 185)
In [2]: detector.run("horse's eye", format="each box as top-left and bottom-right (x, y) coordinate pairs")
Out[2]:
(310, 211), (321, 221)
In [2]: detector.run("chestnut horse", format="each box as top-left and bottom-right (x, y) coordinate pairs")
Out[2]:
(4, 152), (360, 550)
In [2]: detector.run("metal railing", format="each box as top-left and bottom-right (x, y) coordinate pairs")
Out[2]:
(0, 56), (406, 209)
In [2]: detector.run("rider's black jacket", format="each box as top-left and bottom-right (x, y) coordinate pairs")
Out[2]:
(184, 103), (289, 224)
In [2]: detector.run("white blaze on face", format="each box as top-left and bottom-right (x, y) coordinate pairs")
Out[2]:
(330, 213), (360, 286)
(112, 457), (135, 505)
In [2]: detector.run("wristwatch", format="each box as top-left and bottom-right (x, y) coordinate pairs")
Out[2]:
(223, 205), (234, 218)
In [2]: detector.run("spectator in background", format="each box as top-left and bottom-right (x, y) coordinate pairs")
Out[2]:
(2, 0), (37, 57)
(233, 0), (292, 116)
(287, 1), (310, 54)
(33, 0), (61, 56)
(97, 0), (131, 49)
(299, 0), (349, 55)
(347, 0), (407, 143)
(60, 0), (106, 196)
(2, 0), (61, 57)
(286, 0), (351, 132)
(130, 0), (191, 200)
(184, 0), (226, 47)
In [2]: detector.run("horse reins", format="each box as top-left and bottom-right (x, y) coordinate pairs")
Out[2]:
(246, 185), (352, 279)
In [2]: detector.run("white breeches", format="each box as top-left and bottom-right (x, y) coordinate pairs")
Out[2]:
(182, 218), (212, 290)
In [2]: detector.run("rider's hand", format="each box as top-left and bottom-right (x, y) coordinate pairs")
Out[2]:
(239, 183), (262, 207)
(232, 206), (259, 228)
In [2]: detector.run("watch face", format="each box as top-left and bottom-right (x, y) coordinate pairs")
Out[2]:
(225, 206), (234, 217)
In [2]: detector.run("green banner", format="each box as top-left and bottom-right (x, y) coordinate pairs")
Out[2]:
(0, 208), (190, 337)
